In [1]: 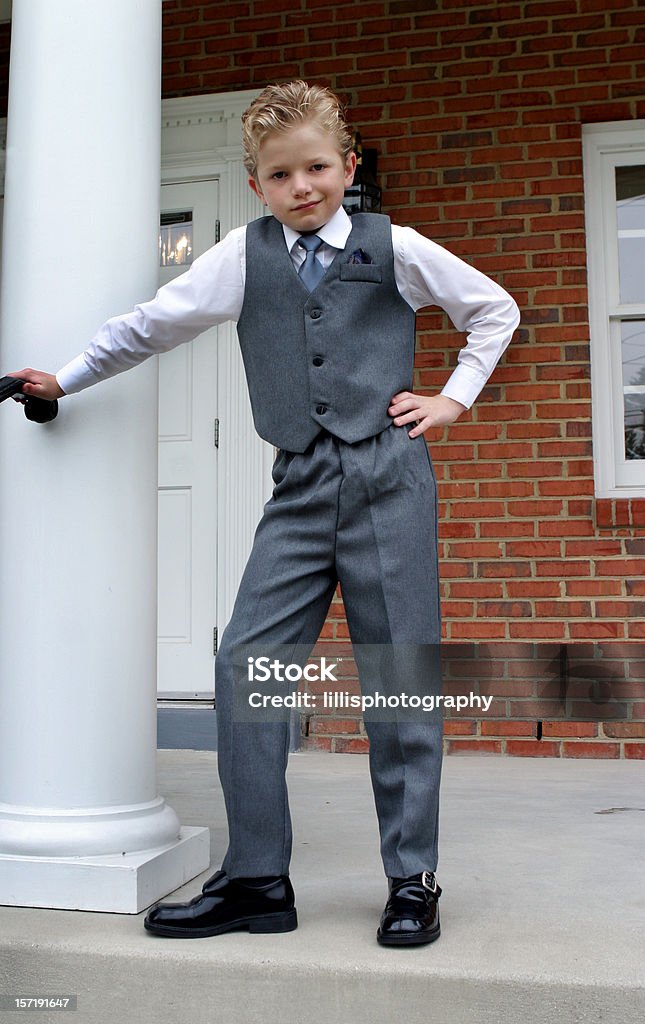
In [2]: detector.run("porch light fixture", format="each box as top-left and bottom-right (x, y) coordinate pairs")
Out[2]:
(343, 131), (382, 215)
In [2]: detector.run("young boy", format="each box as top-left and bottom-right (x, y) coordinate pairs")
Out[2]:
(11, 81), (520, 946)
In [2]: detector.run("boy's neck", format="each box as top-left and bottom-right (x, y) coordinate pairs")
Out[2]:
(280, 204), (352, 251)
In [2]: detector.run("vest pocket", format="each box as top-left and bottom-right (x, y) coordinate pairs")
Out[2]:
(339, 263), (382, 283)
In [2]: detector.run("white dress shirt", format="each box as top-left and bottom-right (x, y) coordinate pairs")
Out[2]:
(56, 205), (520, 410)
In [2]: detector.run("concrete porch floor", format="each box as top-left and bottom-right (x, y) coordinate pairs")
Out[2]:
(1, 751), (644, 1024)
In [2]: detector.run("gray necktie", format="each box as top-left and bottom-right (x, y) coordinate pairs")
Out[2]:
(297, 234), (325, 292)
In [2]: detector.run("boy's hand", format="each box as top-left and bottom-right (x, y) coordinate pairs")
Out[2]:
(388, 391), (466, 438)
(7, 368), (65, 402)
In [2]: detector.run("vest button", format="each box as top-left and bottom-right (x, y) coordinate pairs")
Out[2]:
(312, 357), (324, 366)
(310, 309), (322, 319)
(316, 404), (328, 415)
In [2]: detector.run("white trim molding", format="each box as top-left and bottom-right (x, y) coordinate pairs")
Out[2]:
(582, 119), (645, 498)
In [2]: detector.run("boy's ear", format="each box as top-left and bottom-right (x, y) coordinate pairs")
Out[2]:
(248, 177), (267, 205)
(344, 151), (357, 187)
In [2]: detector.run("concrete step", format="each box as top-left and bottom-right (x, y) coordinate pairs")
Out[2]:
(2, 752), (644, 1024)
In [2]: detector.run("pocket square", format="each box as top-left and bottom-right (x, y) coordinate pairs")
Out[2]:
(346, 248), (373, 265)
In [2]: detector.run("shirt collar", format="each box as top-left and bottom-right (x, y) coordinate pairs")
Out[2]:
(282, 205), (353, 254)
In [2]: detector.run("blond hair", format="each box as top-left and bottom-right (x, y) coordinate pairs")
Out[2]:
(242, 81), (353, 178)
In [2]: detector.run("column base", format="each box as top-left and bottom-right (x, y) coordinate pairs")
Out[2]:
(0, 826), (210, 914)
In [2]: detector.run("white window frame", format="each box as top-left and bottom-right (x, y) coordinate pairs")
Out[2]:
(582, 120), (645, 497)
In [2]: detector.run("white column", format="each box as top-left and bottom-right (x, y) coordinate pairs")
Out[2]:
(0, 0), (209, 912)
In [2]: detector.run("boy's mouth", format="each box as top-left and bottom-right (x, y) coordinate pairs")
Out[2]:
(293, 200), (321, 211)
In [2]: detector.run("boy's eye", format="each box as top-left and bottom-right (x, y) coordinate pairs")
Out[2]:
(311, 164), (326, 172)
(272, 171), (287, 180)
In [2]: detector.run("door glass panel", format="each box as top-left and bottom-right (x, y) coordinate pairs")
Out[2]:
(622, 319), (645, 459)
(615, 166), (645, 305)
(159, 210), (193, 267)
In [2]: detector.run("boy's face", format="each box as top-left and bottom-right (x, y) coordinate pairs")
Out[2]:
(249, 121), (356, 233)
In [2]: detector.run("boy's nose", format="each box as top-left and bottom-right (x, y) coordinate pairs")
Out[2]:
(291, 175), (311, 196)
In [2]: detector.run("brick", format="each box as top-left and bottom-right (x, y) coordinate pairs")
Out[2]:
(440, 523), (478, 539)
(596, 600), (645, 618)
(506, 541), (562, 557)
(509, 623), (567, 639)
(479, 601), (533, 617)
(596, 558), (645, 577)
(562, 741), (620, 759)
(507, 500), (565, 518)
(481, 721), (536, 737)
(446, 739), (503, 755)
(625, 744), (645, 759)
(602, 722), (645, 739)
(444, 720), (478, 736)
(449, 501), (508, 519)
(442, 600), (476, 617)
(569, 623), (625, 640)
(481, 442), (536, 458)
(479, 481), (535, 499)
(449, 622), (507, 639)
(535, 560), (591, 577)
(443, 166), (497, 184)
(302, 736), (333, 752)
(476, 561), (531, 578)
(446, 541), (503, 557)
(438, 483), (478, 500)
(309, 717), (361, 735)
(450, 581), (505, 598)
(540, 522), (594, 540)
(566, 580), (623, 597)
(333, 736), (369, 754)
(536, 599), (592, 617)
(542, 722), (597, 738)
(506, 740), (562, 756)
(506, 581), (561, 598)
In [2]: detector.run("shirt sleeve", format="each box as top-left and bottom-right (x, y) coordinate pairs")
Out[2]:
(391, 224), (521, 409)
(56, 226), (247, 395)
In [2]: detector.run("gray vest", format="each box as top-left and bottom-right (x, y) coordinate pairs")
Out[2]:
(237, 212), (416, 453)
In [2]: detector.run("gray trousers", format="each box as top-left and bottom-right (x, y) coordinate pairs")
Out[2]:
(215, 425), (443, 879)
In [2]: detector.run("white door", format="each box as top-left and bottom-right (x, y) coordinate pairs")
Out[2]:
(157, 178), (220, 698)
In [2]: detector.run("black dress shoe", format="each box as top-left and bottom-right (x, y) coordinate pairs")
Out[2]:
(144, 870), (297, 938)
(376, 870), (442, 946)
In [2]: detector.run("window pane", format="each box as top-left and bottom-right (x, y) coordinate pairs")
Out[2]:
(615, 166), (645, 304)
(622, 319), (645, 460)
(160, 210), (193, 267)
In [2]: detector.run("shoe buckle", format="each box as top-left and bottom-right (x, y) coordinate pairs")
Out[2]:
(421, 870), (438, 894)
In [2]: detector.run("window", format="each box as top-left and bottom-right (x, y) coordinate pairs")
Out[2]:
(159, 210), (193, 267)
(583, 121), (645, 497)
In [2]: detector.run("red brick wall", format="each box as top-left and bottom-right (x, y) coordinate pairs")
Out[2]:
(159, 0), (645, 757)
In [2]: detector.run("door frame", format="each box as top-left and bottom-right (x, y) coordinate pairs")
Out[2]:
(159, 91), (273, 697)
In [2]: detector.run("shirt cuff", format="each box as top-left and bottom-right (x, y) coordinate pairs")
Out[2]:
(440, 364), (489, 410)
(56, 354), (100, 396)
